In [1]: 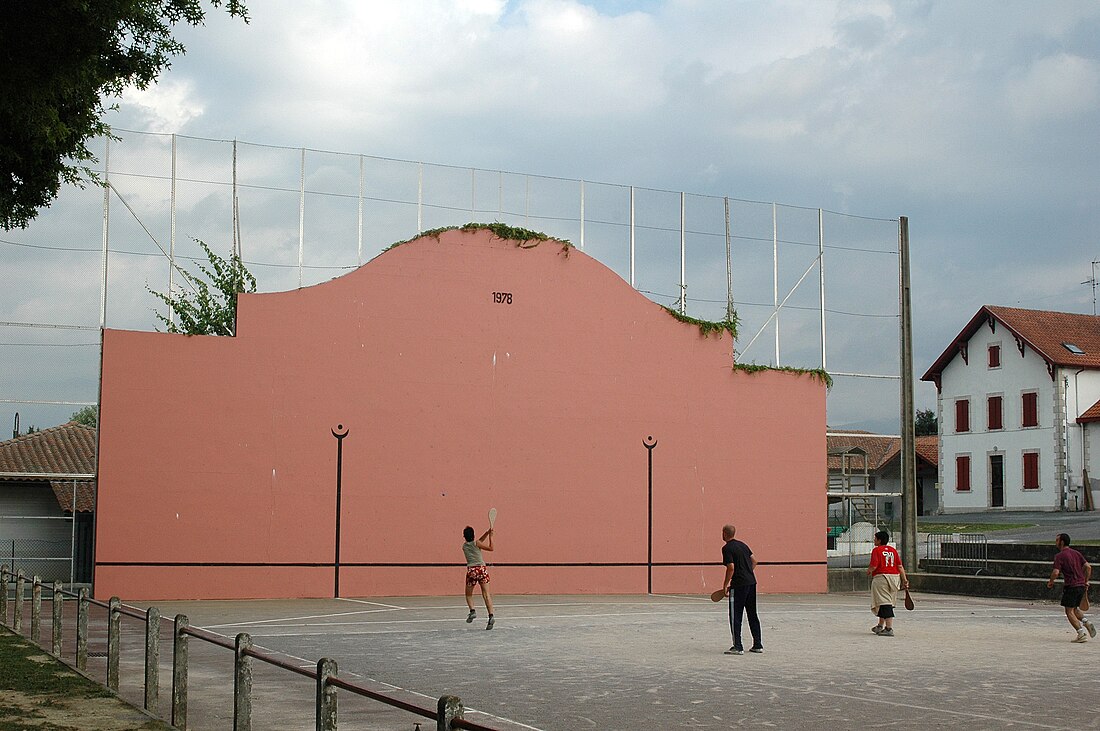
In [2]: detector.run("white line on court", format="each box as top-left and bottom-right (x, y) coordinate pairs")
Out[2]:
(202, 597), (1041, 631)
(737, 677), (1062, 729)
(337, 597), (406, 609)
(248, 641), (546, 731)
(230, 609), (1042, 636)
(204, 606), (402, 629)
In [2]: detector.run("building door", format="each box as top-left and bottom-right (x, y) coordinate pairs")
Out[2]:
(990, 454), (1005, 508)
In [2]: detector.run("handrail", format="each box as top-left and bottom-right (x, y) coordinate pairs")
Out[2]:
(327, 674), (436, 718)
(0, 564), (501, 730)
(180, 623), (236, 651)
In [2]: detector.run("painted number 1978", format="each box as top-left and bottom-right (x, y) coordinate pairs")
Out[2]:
(492, 292), (513, 304)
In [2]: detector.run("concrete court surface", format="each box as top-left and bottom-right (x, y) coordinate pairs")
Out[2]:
(93, 591), (1099, 731)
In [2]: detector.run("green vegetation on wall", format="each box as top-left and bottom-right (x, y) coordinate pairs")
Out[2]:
(661, 307), (739, 340)
(732, 362), (833, 388)
(383, 222), (573, 254)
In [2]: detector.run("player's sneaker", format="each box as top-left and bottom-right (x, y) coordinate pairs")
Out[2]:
(1073, 630), (1088, 643)
(871, 625), (884, 635)
(724, 647), (744, 655)
(1082, 617), (1096, 638)
(466, 610), (476, 623)
(486, 616), (495, 630)
(749, 647), (764, 653)
(879, 628), (894, 637)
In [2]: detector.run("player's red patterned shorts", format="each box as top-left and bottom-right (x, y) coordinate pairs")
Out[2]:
(465, 565), (490, 586)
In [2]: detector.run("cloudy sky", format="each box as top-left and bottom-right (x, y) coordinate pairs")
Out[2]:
(4, 0), (1100, 434)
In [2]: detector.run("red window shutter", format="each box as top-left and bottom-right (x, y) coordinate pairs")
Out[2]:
(988, 396), (1003, 430)
(988, 345), (1000, 368)
(1023, 452), (1039, 489)
(1022, 392), (1038, 427)
(956, 399), (970, 433)
(956, 455), (971, 491)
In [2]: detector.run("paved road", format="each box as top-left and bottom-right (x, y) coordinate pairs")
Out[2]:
(921, 510), (1100, 542)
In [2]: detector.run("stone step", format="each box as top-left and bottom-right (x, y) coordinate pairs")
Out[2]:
(919, 558), (1063, 578)
(935, 542), (1100, 563)
(908, 572), (1098, 602)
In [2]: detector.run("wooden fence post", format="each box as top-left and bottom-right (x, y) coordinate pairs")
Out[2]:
(107, 596), (121, 691)
(51, 581), (63, 656)
(437, 695), (464, 731)
(316, 657), (338, 731)
(31, 576), (41, 643)
(144, 606), (160, 712)
(233, 633), (252, 731)
(172, 614), (189, 730)
(0, 566), (8, 625)
(14, 570), (24, 633)
(76, 588), (89, 671)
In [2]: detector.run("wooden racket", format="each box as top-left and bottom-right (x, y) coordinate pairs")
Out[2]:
(710, 588), (727, 602)
(904, 588), (915, 611)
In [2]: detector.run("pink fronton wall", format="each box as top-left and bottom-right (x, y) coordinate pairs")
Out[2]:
(96, 228), (826, 600)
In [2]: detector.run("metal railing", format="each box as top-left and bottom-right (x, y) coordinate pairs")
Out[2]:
(924, 533), (989, 575)
(0, 565), (496, 730)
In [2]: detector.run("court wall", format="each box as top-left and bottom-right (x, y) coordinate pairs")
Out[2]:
(96, 227), (826, 599)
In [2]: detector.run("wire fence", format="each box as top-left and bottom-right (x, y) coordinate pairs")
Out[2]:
(1, 128), (902, 433)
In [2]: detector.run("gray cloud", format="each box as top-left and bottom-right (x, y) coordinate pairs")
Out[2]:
(4, 0), (1100, 434)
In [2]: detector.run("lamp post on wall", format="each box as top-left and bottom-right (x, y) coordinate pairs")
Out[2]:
(643, 435), (657, 594)
(331, 425), (349, 598)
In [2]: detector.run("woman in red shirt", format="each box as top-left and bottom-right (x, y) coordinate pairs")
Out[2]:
(867, 530), (909, 636)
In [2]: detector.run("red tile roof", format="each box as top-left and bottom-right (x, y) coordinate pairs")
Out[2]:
(827, 432), (897, 471)
(880, 435), (938, 469)
(828, 432), (937, 472)
(1078, 399), (1100, 424)
(923, 306), (1100, 384)
(0, 423), (96, 512)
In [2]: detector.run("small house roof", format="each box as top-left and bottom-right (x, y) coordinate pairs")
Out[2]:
(826, 432), (897, 471)
(1078, 399), (1100, 424)
(0, 423), (96, 512)
(827, 432), (937, 472)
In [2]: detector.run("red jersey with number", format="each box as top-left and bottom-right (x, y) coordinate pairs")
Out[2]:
(870, 545), (901, 576)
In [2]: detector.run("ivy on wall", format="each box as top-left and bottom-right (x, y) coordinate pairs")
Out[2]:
(732, 363), (833, 388)
(383, 222), (573, 255)
(660, 307), (739, 340)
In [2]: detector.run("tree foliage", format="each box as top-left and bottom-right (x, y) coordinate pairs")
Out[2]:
(915, 408), (937, 436)
(148, 240), (256, 335)
(70, 405), (98, 428)
(0, 0), (249, 230)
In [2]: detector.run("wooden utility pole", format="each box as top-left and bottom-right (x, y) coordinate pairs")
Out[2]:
(899, 217), (917, 570)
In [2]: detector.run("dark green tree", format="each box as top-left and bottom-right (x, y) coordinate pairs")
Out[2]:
(70, 405), (98, 428)
(0, 0), (249, 230)
(915, 408), (937, 436)
(148, 240), (257, 335)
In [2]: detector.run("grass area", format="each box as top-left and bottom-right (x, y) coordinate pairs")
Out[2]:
(917, 522), (1033, 533)
(0, 629), (110, 700)
(0, 628), (171, 730)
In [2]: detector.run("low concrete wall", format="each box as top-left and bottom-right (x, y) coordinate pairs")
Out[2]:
(827, 569), (870, 593)
(909, 572), (1096, 601)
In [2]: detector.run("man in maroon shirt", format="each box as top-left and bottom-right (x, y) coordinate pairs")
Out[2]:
(1047, 533), (1094, 643)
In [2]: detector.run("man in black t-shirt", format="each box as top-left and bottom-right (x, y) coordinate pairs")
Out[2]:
(721, 524), (762, 655)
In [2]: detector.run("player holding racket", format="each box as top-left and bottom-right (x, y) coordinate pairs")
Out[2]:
(868, 530), (908, 636)
(462, 524), (495, 629)
(721, 524), (763, 655)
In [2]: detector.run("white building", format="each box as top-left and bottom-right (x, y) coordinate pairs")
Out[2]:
(922, 306), (1100, 512)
